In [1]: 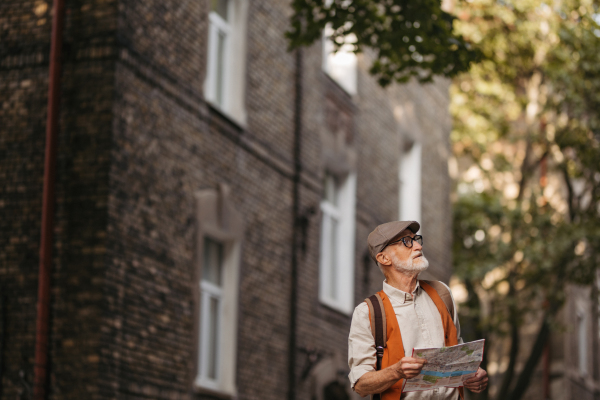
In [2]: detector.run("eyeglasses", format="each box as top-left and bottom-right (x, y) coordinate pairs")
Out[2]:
(387, 235), (423, 249)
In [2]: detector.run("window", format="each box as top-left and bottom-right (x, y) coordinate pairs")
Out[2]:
(399, 141), (422, 223)
(206, 1), (230, 109)
(319, 172), (357, 314)
(205, 0), (248, 125)
(194, 185), (242, 395)
(198, 238), (225, 388)
(322, 24), (357, 95)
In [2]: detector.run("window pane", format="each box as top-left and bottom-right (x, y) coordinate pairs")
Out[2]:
(203, 238), (223, 286)
(208, 296), (220, 379)
(329, 217), (338, 300)
(323, 25), (357, 95)
(215, 30), (227, 107)
(211, 0), (229, 21)
(399, 143), (422, 223)
(324, 174), (338, 206)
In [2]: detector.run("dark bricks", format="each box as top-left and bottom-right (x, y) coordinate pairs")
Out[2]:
(0, 0), (452, 399)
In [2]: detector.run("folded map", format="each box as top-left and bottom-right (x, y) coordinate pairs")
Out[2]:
(403, 339), (485, 392)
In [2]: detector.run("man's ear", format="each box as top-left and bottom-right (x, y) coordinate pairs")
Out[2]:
(376, 252), (392, 266)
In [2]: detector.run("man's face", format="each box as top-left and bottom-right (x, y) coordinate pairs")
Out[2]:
(381, 229), (429, 273)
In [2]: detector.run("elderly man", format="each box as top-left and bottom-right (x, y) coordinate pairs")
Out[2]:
(348, 221), (488, 399)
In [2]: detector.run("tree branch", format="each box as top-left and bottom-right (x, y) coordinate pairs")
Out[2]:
(495, 273), (519, 400)
(516, 138), (532, 202)
(508, 315), (551, 400)
(509, 249), (571, 400)
(561, 164), (576, 221)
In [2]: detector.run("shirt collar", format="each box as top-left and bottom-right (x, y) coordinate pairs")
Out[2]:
(383, 280), (421, 304)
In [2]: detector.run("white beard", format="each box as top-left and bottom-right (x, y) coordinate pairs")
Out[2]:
(391, 253), (429, 274)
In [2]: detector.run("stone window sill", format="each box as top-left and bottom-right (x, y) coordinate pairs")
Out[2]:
(193, 385), (234, 400)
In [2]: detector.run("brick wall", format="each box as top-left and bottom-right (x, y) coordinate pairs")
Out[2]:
(0, 0), (454, 399)
(1, 0), (117, 397)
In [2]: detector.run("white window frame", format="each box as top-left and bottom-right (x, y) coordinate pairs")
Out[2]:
(193, 186), (242, 396)
(197, 240), (225, 390)
(206, 8), (232, 110)
(205, 0), (248, 125)
(319, 172), (357, 314)
(322, 24), (357, 95)
(399, 142), (422, 224)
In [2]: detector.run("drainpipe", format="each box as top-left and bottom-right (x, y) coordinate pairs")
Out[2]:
(288, 48), (303, 400)
(0, 291), (5, 397)
(33, 0), (66, 398)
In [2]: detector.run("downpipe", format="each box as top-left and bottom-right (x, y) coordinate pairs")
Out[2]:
(33, 0), (65, 398)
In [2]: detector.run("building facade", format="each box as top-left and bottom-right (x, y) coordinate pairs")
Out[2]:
(0, 0), (453, 399)
(557, 284), (600, 400)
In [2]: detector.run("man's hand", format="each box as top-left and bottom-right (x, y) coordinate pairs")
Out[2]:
(393, 357), (427, 379)
(353, 356), (427, 397)
(464, 368), (488, 393)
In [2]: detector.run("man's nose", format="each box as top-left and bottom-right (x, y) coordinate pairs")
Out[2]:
(413, 240), (422, 251)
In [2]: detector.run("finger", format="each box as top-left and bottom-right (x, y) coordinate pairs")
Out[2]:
(466, 377), (488, 386)
(464, 375), (482, 384)
(401, 362), (425, 369)
(466, 383), (487, 392)
(402, 363), (426, 370)
(403, 357), (427, 364)
(403, 369), (423, 376)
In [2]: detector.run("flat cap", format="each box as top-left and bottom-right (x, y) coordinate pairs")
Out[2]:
(367, 220), (420, 262)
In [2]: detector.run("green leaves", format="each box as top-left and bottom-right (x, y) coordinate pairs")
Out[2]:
(451, 0), (600, 344)
(286, 0), (482, 85)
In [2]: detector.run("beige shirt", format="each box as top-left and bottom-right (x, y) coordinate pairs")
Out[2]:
(348, 280), (462, 400)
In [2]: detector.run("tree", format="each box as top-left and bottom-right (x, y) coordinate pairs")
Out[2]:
(287, 0), (600, 398)
(286, 0), (481, 85)
(450, 1), (600, 399)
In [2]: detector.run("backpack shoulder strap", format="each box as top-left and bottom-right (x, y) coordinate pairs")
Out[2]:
(421, 280), (455, 320)
(364, 293), (387, 400)
(364, 293), (387, 370)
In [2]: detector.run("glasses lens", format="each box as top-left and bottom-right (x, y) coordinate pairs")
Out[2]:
(402, 237), (413, 248)
(415, 235), (423, 246)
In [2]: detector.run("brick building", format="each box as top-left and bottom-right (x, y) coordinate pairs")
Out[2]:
(0, 0), (453, 399)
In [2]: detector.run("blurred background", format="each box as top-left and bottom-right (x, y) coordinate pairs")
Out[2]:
(1, 0), (599, 399)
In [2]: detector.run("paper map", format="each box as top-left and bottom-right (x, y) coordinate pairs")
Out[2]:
(403, 339), (485, 392)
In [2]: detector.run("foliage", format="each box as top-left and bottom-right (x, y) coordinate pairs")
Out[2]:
(286, 0), (482, 85)
(450, 0), (600, 398)
(285, 0), (600, 396)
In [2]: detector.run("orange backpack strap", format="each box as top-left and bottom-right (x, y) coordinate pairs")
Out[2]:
(420, 280), (454, 320)
(419, 281), (465, 400)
